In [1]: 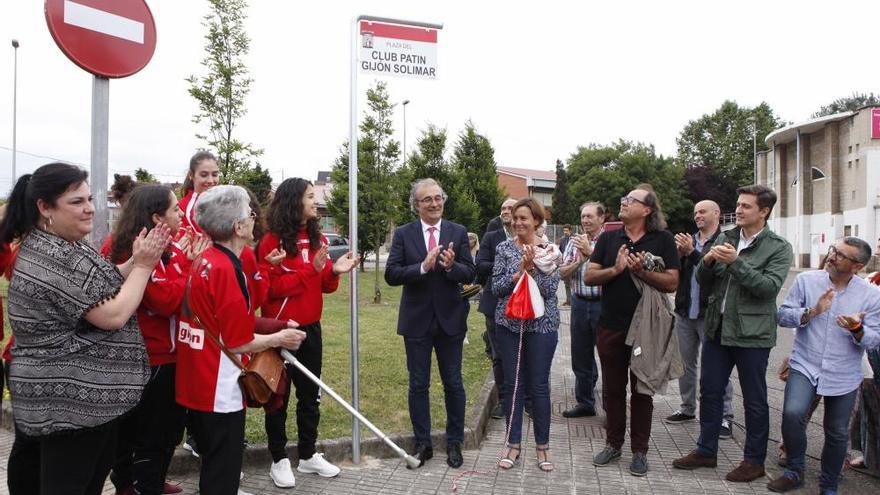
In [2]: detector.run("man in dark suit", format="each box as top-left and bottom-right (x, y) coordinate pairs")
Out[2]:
(475, 197), (517, 419)
(385, 178), (476, 469)
(484, 197), (515, 238)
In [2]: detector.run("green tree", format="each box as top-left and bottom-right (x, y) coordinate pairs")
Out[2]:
(450, 121), (504, 234)
(812, 92), (880, 117)
(406, 124), (451, 186)
(134, 167), (157, 183)
(235, 164), (273, 205)
(327, 82), (402, 302)
(552, 159), (575, 225)
(676, 100), (782, 207)
(187, 0), (264, 183)
(568, 140), (692, 233)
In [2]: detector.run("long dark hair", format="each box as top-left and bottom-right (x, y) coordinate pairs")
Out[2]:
(180, 150), (217, 195)
(0, 163), (89, 244)
(110, 185), (173, 264)
(266, 178), (321, 255)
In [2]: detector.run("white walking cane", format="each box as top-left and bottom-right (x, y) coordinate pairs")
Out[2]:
(278, 349), (421, 469)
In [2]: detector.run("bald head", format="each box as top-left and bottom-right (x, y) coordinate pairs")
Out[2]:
(693, 200), (720, 234)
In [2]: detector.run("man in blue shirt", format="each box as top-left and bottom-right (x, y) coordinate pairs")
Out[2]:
(768, 237), (880, 494)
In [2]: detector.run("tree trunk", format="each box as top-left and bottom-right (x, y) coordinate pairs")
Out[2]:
(372, 228), (382, 304)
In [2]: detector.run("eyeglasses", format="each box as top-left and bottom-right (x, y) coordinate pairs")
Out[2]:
(827, 245), (860, 264)
(239, 210), (257, 222)
(620, 195), (647, 206)
(417, 194), (447, 205)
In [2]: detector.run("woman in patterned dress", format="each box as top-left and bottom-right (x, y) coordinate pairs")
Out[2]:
(0, 162), (170, 495)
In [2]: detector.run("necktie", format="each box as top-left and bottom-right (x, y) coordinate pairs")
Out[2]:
(427, 227), (437, 251)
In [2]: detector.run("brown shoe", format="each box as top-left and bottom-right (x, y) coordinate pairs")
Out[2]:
(725, 460), (766, 482)
(672, 450), (718, 470)
(766, 471), (803, 492)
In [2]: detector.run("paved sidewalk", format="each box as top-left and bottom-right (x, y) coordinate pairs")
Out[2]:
(3, 283), (880, 493)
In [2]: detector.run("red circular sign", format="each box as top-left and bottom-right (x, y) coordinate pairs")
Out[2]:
(45, 0), (156, 78)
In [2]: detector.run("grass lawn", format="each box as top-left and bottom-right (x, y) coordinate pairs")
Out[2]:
(1, 271), (492, 443)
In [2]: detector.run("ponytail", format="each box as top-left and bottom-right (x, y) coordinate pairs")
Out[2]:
(0, 163), (89, 244)
(0, 174), (37, 244)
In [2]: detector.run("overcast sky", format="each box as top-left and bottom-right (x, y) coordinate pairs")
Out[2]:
(1, 0), (879, 194)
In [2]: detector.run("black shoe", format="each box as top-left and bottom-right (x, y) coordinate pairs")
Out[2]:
(562, 404), (596, 418)
(408, 445), (433, 469)
(524, 404), (532, 417)
(664, 411), (696, 424)
(446, 442), (463, 468)
(490, 404), (504, 419)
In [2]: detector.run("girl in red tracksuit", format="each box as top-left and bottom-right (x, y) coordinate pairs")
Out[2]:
(107, 184), (198, 495)
(177, 151), (220, 237)
(259, 178), (359, 487)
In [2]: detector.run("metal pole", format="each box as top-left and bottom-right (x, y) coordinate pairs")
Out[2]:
(753, 130), (757, 184)
(348, 17), (361, 464)
(11, 39), (19, 185)
(402, 100), (409, 164)
(795, 130), (802, 268)
(90, 76), (110, 249)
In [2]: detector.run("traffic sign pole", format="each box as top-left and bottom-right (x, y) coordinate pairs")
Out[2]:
(91, 76), (109, 248)
(348, 17), (360, 464)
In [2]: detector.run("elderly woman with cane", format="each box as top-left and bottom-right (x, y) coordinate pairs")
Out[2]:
(492, 197), (560, 472)
(174, 185), (306, 495)
(0, 162), (170, 494)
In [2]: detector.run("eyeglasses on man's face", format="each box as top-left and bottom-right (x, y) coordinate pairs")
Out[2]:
(417, 194), (447, 205)
(827, 245), (860, 264)
(620, 195), (647, 206)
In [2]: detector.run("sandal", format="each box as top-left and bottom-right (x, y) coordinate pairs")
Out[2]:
(536, 446), (554, 472)
(498, 445), (521, 470)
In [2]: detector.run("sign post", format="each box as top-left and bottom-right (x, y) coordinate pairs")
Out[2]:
(349, 15), (442, 464)
(44, 0), (156, 246)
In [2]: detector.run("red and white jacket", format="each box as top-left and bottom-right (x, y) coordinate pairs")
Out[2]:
(176, 245), (254, 413)
(258, 230), (339, 326)
(177, 190), (204, 237)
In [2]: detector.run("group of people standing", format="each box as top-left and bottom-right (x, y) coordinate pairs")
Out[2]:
(0, 153), (358, 495)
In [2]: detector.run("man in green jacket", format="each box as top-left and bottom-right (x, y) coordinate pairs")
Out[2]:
(672, 184), (793, 483)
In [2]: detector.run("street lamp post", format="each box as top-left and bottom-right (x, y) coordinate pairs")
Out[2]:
(748, 116), (757, 185)
(402, 99), (410, 164)
(11, 39), (19, 185)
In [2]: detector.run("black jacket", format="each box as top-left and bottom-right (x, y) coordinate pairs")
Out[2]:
(475, 229), (507, 317)
(674, 229), (720, 319)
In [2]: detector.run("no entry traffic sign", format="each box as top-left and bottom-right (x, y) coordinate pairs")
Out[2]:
(45, 0), (157, 78)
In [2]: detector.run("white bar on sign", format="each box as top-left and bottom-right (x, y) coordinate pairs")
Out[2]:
(63, 0), (144, 44)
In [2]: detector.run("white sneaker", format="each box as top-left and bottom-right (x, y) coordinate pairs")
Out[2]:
(297, 453), (341, 477)
(182, 441), (200, 458)
(269, 458), (296, 488)
(237, 490), (253, 495)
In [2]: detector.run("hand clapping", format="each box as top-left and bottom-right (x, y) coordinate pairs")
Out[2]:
(438, 242), (456, 271)
(674, 233), (694, 257)
(132, 223), (172, 269)
(709, 242), (737, 264)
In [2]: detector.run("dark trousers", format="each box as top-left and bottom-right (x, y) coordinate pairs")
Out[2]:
(483, 316), (505, 402)
(570, 295), (601, 409)
(697, 337), (770, 464)
(7, 425), (40, 495)
(38, 420), (120, 495)
(496, 325), (558, 445)
(403, 321), (466, 447)
(266, 322), (323, 462)
(111, 364), (186, 495)
(190, 409), (246, 495)
(597, 326), (653, 453)
(782, 369), (857, 490)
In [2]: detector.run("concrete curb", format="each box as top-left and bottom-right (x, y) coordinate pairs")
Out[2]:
(0, 371), (496, 475)
(167, 370), (497, 475)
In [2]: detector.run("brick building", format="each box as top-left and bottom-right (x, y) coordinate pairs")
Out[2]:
(496, 166), (556, 216)
(757, 105), (880, 267)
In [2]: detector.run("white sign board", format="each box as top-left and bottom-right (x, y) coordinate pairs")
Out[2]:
(359, 20), (438, 79)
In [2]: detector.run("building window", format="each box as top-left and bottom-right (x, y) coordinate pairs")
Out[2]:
(855, 225), (860, 237)
(848, 161), (853, 169)
(849, 145), (853, 153)
(856, 159), (860, 168)
(845, 225), (852, 236)
(856, 143), (860, 153)
(811, 167), (826, 180)
(852, 190), (856, 200)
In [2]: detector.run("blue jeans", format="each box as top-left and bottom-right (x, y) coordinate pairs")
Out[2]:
(496, 325), (558, 445)
(570, 295), (600, 409)
(782, 369), (857, 490)
(403, 325), (466, 447)
(675, 316), (734, 419)
(697, 338), (770, 464)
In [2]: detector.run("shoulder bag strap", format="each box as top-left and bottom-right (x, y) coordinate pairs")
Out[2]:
(183, 256), (247, 372)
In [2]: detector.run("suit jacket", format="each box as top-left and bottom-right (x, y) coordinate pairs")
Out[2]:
(384, 220), (476, 337)
(486, 216), (503, 233)
(673, 229), (720, 318)
(475, 229), (507, 317)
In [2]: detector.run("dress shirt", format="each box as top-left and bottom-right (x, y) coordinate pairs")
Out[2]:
(778, 270), (880, 396)
(419, 218), (443, 275)
(561, 230), (602, 299)
(687, 234), (707, 319)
